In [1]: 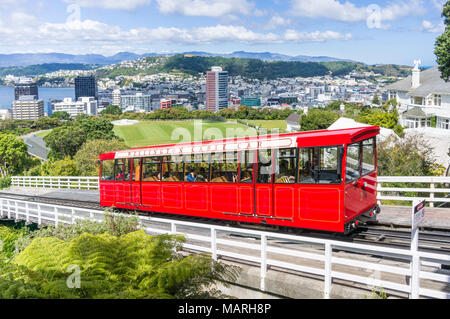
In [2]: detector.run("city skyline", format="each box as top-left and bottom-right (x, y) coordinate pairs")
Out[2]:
(0, 0), (446, 66)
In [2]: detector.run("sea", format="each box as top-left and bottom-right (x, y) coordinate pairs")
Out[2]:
(0, 85), (75, 110)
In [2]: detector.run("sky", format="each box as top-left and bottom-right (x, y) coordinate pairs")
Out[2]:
(0, 0), (447, 66)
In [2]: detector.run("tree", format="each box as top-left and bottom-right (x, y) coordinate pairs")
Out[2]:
(76, 117), (116, 141)
(100, 105), (122, 116)
(44, 126), (87, 160)
(299, 109), (339, 131)
(372, 93), (380, 105)
(51, 111), (71, 121)
(377, 135), (437, 176)
(74, 139), (127, 176)
(435, 1), (450, 81)
(40, 157), (80, 176)
(0, 133), (29, 177)
(34, 117), (61, 130)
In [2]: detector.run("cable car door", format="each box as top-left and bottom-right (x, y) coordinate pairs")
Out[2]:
(254, 149), (273, 217)
(131, 158), (142, 205)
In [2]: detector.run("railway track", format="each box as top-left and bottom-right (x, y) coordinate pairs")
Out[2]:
(1, 192), (450, 254)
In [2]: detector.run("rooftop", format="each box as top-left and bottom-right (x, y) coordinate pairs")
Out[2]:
(384, 66), (450, 96)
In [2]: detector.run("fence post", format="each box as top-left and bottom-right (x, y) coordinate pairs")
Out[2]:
(54, 206), (58, 227)
(211, 228), (217, 261)
(429, 183), (435, 208)
(260, 234), (267, 291)
(71, 208), (75, 224)
(171, 223), (176, 234)
(15, 201), (18, 221)
(324, 243), (332, 299)
(25, 202), (29, 223)
(37, 204), (41, 225)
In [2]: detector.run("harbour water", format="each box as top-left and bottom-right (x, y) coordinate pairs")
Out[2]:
(0, 86), (75, 109)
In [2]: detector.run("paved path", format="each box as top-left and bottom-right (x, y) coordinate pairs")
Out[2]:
(20, 131), (50, 160)
(378, 205), (450, 230)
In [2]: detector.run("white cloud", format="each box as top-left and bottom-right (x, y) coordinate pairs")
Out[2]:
(266, 15), (292, 30)
(64, 0), (151, 10)
(0, 11), (353, 54)
(421, 20), (445, 33)
(291, 0), (426, 23)
(283, 29), (352, 42)
(156, 0), (254, 17)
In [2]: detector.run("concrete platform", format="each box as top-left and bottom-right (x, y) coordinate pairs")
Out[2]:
(378, 205), (450, 230)
(0, 187), (100, 203)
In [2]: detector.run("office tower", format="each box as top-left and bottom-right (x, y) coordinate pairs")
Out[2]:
(75, 75), (98, 100)
(14, 81), (38, 100)
(206, 66), (228, 113)
(12, 96), (44, 120)
(53, 97), (98, 117)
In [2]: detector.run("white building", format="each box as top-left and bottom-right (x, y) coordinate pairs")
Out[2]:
(0, 109), (11, 120)
(385, 62), (450, 132)
(112, 89), (121, 107)
(53, 97), (97, 117)
(120, 93), (151, 112)
(206, 66), (229, 112)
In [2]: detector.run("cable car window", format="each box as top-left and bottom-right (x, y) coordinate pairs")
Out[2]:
(161, 155), (184, 182)
(299, 147), (342, 184)
(211, 152), (238, 183)
(184, 154), (210, 183)
(124, 159), (132, 181)
(346, 143), (361, 183)
(257, 150), (273, 184)
(239, 151), (254, 183)
(132, 158), (141, 182)
(101, 160), (115, 181)
(142, 157), (161, 182)
(115, 159), (125, 181)
(362, 138), (376, 175)
(275, 148), (297, 184)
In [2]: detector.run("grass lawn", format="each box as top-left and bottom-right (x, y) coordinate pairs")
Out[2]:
(113, 120), (260, 148)
(35, 130), (52, 138)
(246, 120), (287, 131)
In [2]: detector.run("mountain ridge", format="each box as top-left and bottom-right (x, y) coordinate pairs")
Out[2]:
(0, 51), (357, 67)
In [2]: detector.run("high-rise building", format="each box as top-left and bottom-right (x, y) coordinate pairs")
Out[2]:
(12, 96), (44, 120)
(75, 75), (98, 101)
(112, 89), (121, 107)
(206, 66), (228, 113)
(14, 81), (38, 100)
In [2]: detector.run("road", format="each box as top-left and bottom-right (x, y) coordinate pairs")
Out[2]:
(20, 131), (49, 161)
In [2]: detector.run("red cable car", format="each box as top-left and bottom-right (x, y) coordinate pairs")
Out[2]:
(99, 126), (380, 233)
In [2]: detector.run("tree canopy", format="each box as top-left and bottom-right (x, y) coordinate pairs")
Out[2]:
(435, 1), (450, 81)
(0, 133), (30, 177)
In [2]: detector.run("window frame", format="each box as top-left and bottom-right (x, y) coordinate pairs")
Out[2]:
(274, 148), (298, 184)
(361, 138), (377, 176)
(100, 159), (115, 182)
(298, 145), (344, 185)
(141, 156), (162, 182)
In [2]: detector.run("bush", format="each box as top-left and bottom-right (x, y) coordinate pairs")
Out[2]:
(0, 176), (11, 189)
(0, 226), (28, 258)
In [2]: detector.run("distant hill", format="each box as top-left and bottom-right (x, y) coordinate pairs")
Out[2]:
(0, 63), (98, 77)
(0, 51), (356, 67)
(96, 55), (411, 80)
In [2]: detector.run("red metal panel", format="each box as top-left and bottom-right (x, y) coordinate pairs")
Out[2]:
(299, 187), (341, 223)
(255, 184), (272, 216)
(162, 183), (183, 209)
(114, 182), (126, 205)
(184, 184), (208, 212)
(210, 184), (238, 214)
(273, 185), (296, 219)
(238, 184), (254, 215)
(100, 182), (115, 207)
(141, 182), (161, 209)
(131, 182), (141, 205)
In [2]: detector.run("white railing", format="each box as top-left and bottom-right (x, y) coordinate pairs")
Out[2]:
(11, 176), (99, 190)
(0, 197), (449, 299)
(378, 176), (450, 208)
(9, 176), (450, 208)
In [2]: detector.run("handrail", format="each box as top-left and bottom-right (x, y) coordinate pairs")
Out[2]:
(0, 197), (448, 299)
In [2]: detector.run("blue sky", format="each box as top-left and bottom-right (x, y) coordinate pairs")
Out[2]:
(0, 0), (446, 66)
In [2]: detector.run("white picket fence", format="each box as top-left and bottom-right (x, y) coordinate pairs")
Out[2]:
(11, 176), (99, 190)
(0, 197), (448, 299)
(378, 176), (450, 207)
